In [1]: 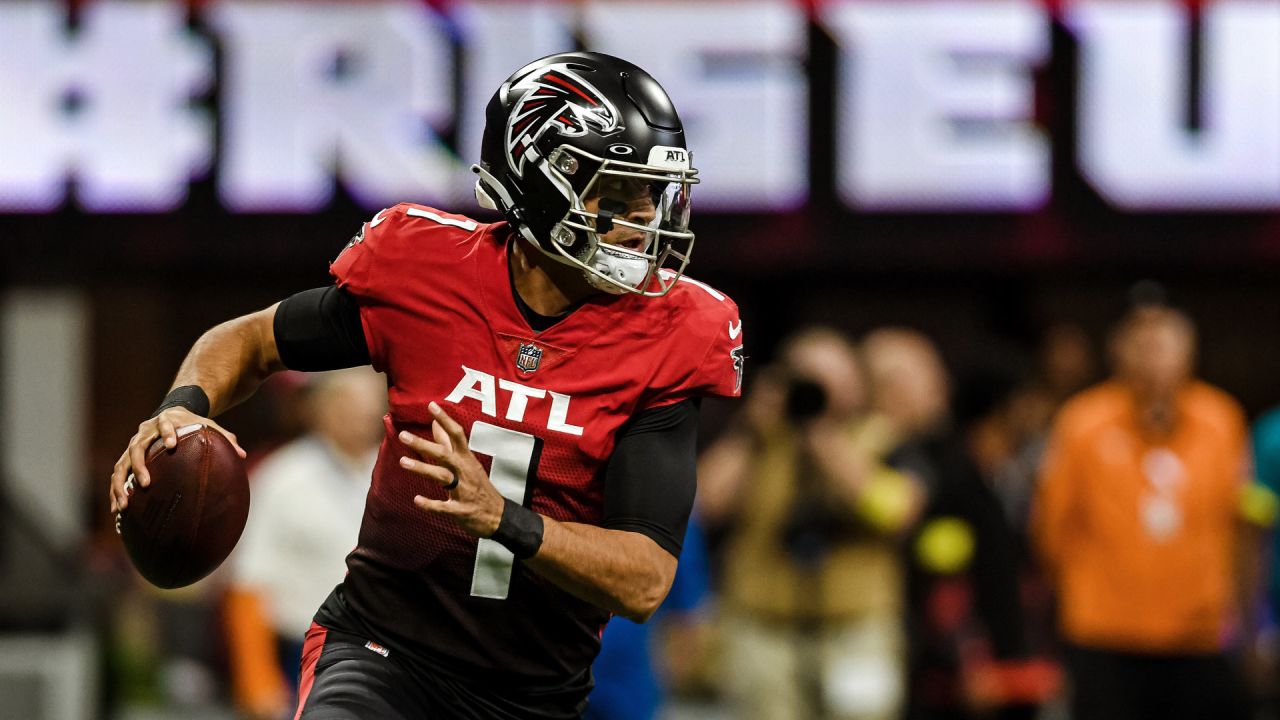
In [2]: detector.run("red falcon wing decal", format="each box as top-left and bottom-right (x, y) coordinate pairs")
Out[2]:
(504, 65), (623, 176)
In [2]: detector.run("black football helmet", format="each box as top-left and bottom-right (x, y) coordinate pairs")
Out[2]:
(473, 52), (698, 296)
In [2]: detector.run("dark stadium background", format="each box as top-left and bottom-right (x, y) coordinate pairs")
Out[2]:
(2, 2), (1280, 717)
(3, 8), (1279, 466)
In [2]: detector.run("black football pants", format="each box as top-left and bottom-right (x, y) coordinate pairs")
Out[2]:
(1065, 644), (1249, 720)
(295, 624), (446, 720)
(294, 622), (586, 720)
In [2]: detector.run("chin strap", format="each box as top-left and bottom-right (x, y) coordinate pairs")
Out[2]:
(472, 164), (515, 211)
(474, 182), (498, 211)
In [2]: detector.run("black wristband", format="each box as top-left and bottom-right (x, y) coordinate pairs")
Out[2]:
(491, 498), (544, 560)
(151, 385), (211, 419)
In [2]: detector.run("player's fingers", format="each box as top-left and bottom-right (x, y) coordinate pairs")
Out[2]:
(110, 470), (137, 513)
(205, 418), (248, 459)
(398, 430), (452, 465)
(111, 457), (129, 511)
(156, 415), (178, 449)
(428, 402), (468, 452)
(398, 456), (454, 486)
(431, 420), (454, 454)
(413, 495), (458, 516)
(129, 435), (152, 487)
(158, 426), (176, 450)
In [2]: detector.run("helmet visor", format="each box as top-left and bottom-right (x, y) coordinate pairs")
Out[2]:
(582, 174), (692, 251)
(553, 154), (696, 296)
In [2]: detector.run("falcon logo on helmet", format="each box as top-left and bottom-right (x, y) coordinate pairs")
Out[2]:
(504, 65), (623, 177)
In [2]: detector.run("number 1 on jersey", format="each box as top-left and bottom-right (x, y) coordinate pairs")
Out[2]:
(468, 421), (539, 599)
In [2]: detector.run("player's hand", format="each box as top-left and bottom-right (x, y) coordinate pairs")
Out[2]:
(399, 401), (505, 538)
(110, 407), (246, 514)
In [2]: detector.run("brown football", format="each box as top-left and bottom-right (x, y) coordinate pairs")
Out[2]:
(117, 424), (250, 589)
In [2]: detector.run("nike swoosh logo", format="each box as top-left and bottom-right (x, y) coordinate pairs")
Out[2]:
(728, 320), (742, 340)
(369, 209), (389, 228)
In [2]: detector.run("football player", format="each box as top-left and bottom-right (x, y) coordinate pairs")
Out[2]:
(109, 52), (743, 719)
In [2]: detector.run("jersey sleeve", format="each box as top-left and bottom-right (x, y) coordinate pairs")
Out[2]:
(642, 294), (745, 409)
(696, 301), (746, 399)
(330, 205), (403, 304)
(328, 206), (399, 370)
(328, 203), (479, 372)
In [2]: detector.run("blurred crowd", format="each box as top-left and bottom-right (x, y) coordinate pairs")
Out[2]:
(53, 292), (1280, 720)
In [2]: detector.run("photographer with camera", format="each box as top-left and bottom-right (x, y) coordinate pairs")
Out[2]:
(700, 327), (924, 720)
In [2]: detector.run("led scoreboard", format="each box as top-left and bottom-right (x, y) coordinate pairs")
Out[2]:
(0, 0), (1277, 214)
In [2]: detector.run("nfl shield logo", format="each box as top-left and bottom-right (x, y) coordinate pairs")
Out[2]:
(516, 343), (543, 374)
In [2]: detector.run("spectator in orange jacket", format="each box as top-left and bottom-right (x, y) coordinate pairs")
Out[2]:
(1032, 304), (1264, 720)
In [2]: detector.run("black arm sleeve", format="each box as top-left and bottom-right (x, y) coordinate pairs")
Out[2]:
(602, 399), (700, 558)
(273, 286), (372, 371)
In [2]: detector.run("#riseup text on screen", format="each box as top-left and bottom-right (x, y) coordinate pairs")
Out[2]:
(0, 0), (1276, 214)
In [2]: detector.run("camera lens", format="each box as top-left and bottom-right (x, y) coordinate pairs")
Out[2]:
(785, 378), (827, 422)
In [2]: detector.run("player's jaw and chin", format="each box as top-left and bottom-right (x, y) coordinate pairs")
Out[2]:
(512, 220), (688, 300)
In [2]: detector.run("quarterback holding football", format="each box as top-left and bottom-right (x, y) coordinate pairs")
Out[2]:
(110, 52), (742, 719)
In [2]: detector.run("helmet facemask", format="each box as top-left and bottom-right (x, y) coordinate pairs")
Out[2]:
(473, 54), (699, 296)
(539, 145), (698, 297)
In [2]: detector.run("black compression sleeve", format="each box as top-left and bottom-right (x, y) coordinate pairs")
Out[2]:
(602, 399), (700, 558)
(273, 286), (372, 371)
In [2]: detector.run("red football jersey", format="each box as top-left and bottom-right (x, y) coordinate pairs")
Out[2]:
(327, 203), (742, 682)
